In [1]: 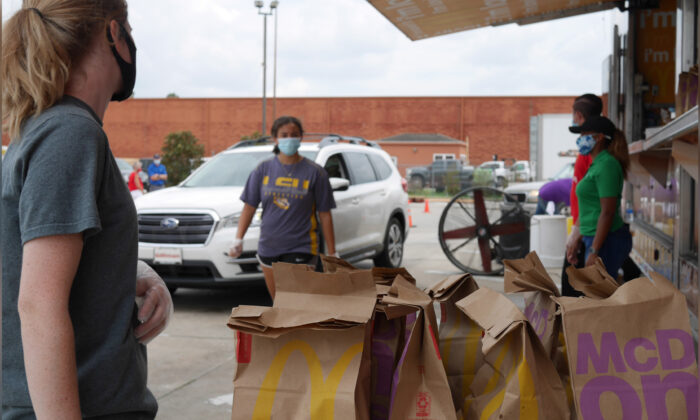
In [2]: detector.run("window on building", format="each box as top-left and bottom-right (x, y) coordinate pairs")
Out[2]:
(433, 153), (456, 161)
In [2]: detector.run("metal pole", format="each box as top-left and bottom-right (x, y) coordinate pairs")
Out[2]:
(273, 7), (278, 122)
(262, 14), (268, 136)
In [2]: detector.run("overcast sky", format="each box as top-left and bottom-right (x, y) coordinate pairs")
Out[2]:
(2, 0), (626, 98)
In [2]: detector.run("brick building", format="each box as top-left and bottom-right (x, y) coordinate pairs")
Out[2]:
(4, 96), (578, 174)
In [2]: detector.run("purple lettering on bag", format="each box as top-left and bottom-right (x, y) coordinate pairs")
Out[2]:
(656, 329), (695, 370)
(579, 376), (642, 420)
(641, 372), (699, 420)
(537, 308), (549, 340)
(576, 332), (627, 375)
(623, 338), (657, 372)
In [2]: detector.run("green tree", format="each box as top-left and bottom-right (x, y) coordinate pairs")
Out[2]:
(166, 92), (179, 98)
(240, 131), (263, 141)
(161, 131), (205, 186)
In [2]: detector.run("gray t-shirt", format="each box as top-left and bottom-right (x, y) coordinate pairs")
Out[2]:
(241, 156), (336, 257)
(1, 97), (157, 417)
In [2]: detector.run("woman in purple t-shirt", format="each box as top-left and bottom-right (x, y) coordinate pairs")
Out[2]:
(229, 116), (337, 299)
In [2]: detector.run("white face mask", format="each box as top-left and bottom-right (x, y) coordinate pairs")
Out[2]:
(154, 160), (161, 165)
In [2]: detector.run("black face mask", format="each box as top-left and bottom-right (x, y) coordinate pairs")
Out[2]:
(106, 23), (137, 102)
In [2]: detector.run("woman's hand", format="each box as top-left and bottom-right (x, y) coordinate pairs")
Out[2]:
(228, 238), (243, 258)
(134, 261), (173, 344)
(566, 229), (582, 265)
(585, 252), (598, 267)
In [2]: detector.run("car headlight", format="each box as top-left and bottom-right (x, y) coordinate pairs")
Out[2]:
(219, 212), (241, 230)
(219, 208), (263, 230)
(526, 190), (539, 203)
(251, 208), (263, 227)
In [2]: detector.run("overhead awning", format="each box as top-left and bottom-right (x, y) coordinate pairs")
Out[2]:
(368, 0), (621, 41)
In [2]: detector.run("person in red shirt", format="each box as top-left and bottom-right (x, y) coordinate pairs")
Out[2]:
(128, 160), (145, 199)
(562, 94), (600, 296)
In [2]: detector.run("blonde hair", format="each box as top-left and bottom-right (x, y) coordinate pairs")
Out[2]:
(2, 0), (127, 140)
(607, 129), (630, 179)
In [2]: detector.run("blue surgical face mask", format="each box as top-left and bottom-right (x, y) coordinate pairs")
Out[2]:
(576, 134), (597, 155)
(278, 137), (301, 156)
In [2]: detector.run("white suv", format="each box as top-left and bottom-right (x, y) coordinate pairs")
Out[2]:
(134, 136), (409, 290)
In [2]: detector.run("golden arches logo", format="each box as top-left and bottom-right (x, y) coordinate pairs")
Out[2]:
(253, 339), (364, 419)
(476, 335), (538, 420)
(440, 309), (482, 416)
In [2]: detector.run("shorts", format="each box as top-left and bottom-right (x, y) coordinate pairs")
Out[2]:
(256, 253), (318, 269)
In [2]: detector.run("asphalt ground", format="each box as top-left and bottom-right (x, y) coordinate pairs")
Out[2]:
(148, 201), (562, 419)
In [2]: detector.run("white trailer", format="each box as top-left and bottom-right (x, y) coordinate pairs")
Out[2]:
(529, 113), (578, 181)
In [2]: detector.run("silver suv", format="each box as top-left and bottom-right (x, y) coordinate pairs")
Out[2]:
(134, 136), (409, 290)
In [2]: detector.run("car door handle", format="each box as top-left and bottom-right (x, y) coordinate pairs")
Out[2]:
(380, 190), (388, 197)
(352, 198), (360, 205)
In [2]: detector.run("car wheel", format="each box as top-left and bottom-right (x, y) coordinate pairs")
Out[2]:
(373, 218), (404, 268)
(409, 175), (425, 189)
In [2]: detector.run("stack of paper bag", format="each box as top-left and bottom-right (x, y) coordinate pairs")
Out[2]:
(428, 274), (483, 419)
(228, 262), (377, 420)
(458, 288), (570, 419)
(380, 275), (457, 420)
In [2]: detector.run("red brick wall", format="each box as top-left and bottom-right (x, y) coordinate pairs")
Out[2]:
(3, 96), (577, 165)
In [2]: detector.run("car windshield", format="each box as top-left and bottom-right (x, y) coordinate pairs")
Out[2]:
(551, 163), (574, 180)
(182, 150), (318, 187)
(115, 158), (132, 172)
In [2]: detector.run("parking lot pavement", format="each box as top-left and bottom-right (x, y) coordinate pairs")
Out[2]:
(149, 201), (562, 419)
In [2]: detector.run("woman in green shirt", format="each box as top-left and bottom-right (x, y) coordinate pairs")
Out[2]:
(567, 116), (632, 279)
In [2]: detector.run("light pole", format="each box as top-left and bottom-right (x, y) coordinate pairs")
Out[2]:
(255, 0), (278, 136)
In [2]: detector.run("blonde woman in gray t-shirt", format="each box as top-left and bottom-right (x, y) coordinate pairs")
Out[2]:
(1, 2), (171, 419)
(229, 116), (337, 299)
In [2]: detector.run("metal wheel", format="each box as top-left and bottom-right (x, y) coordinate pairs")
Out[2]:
(438, 187), (530, 275)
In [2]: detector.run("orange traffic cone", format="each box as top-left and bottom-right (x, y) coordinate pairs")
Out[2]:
(408, 204), (414, 227)
(424, 199), (430, 214)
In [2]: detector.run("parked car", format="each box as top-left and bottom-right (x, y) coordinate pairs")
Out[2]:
(477, 160), (509, 188)
(134, 136), (410, 291)
(406, 159), (474, 192)
(115, 157), (150, 191)
(509, 160), (532, 182)
(502, 162), (575, 215)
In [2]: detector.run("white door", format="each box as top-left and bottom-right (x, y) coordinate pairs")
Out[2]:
(343, 152), (385, 250)
(321, 153), (362, 255)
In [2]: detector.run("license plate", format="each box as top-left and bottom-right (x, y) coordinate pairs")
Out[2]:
(153, 247), (182, 265)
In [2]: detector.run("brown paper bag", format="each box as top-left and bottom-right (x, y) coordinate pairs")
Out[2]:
(554, 273), (699, 420)
(428, 274), (483, 419)
(382, 275), (458, 420)
(458, 288), (570, 420)
(228, 263), (377, 420)
(320, 254), (417, 285)
(565, 257), (619, 299)
(504, 251), (561, 357)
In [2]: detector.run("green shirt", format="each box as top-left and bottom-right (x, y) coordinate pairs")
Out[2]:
(576, 150), (625, 236)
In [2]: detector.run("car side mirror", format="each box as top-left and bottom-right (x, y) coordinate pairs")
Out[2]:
(329, 177), (350, 191)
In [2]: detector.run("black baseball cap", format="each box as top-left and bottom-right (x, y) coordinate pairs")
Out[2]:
(569, 115), (616, 138)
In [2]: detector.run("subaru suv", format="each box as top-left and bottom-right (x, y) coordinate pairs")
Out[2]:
(134, 136), (409, 291)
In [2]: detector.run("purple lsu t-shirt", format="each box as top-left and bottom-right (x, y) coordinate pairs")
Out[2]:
(241, 156), (336, 257)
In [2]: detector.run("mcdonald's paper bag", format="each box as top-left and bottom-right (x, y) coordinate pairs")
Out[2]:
(320, 254), (416, 285)
(382, 275), (458, 420)
(428, 274), (483, 419)
(228, 263), (377, 420)
(504, 251), (561, 358)
(458, 288), (570, 420)
(554, 273), (699, 420)
(565, 257), (620, 299)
